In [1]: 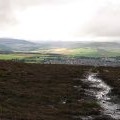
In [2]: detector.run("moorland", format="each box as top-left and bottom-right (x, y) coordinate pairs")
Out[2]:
(0, 61), (119, 119)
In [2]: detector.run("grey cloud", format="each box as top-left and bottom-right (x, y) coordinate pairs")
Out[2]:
(0, 0), (75, 27)
(0, 0), (41, 26)
(85, 3), (120, 37)
(13, 0), (74, 6)
(0, 0), (14, 26)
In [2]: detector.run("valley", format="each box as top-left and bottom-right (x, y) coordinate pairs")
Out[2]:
(0, 39), (120, 119)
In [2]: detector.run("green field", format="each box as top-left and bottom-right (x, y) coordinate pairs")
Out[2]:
(0, 54), (37, 60)
(0, 54), (26, 60)
(0, 53), (58, 63)
(71, 48), (98, 57)
(0, 47), (120, 63)
(36, 48), (120, 57)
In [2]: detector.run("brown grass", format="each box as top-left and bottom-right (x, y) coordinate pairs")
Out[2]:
(97, 66), (120, 96)
(0, 61), (101, 119)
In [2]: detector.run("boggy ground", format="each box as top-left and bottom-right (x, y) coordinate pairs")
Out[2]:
(0, 61), (119, 120)
(97, 67), (120, 98)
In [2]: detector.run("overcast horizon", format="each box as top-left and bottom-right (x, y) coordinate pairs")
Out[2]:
(0, 0), (120, 42)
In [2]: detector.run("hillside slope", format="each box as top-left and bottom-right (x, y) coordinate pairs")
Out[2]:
(0, 38), (39, 51)
(0, 39), (119, 57)
(0, 61), (102, 120)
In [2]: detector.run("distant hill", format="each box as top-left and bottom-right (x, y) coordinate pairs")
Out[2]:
(0, 38), (120, 57)
(0, 44), (12, 51)
(35, 41), (120, 50)
(0, 38), (39, 52)
(34, 41), (120, 57)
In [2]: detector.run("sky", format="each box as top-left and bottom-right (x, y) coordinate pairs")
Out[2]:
(0, 0), (120, 42)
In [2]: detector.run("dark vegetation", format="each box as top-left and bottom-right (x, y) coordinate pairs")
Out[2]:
(98, 67), (120, 98)
(0, 61), (102, 120)
(0, 61), (119, 119)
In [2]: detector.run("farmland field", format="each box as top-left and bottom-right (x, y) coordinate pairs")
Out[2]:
(0, 54), (32, 60)
(0, 47), (120, 63)
(34, 48), (120, 57)
(0, 53), (49, 60)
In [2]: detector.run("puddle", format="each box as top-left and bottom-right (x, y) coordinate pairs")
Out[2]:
(87, 73), (120, 120)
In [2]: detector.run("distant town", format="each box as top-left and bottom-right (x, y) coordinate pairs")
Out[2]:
(43, 57), (120, 67)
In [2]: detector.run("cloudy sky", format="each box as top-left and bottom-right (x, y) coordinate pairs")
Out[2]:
(0, 0), (120, 42)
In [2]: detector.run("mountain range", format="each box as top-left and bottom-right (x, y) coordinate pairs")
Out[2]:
(0, 38), (120, 53)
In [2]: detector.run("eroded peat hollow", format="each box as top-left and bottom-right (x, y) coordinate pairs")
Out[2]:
(0, 61), (120, 120)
